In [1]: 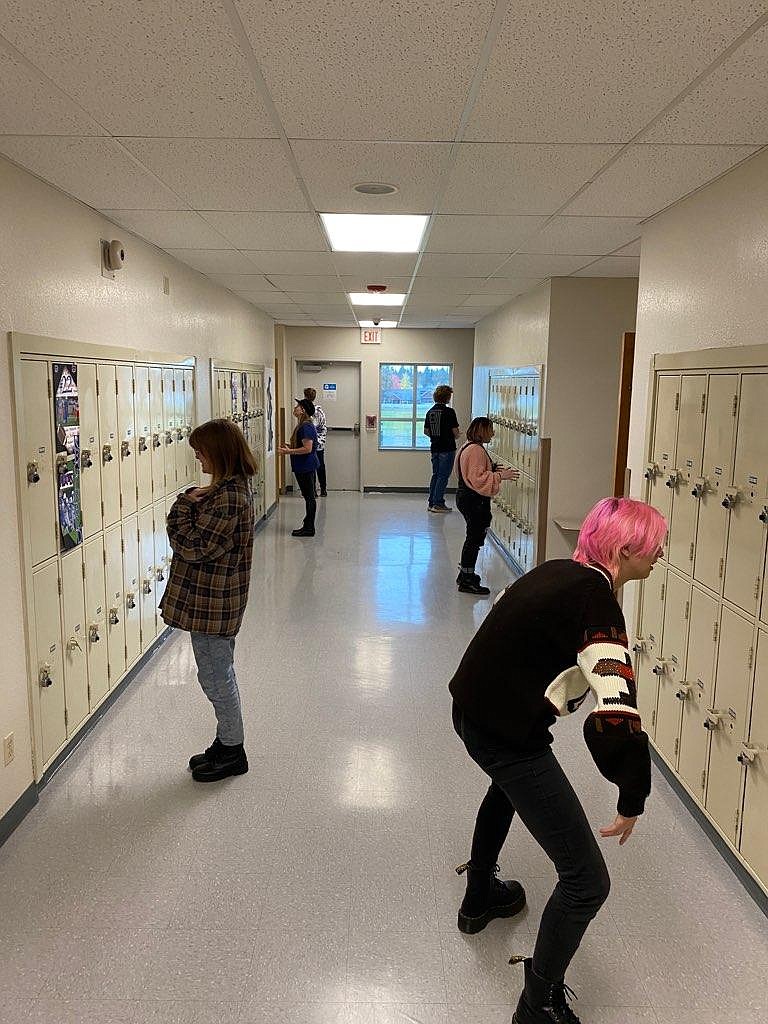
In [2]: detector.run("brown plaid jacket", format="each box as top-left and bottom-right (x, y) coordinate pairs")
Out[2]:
(160, 477), (254, 637)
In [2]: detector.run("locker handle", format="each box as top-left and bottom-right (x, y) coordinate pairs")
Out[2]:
(38, 663), (53, 688)
(89, 624), (100, 644)
(67, 636), (82, 653)
(165, 432), (174, 446)
(675, 683), (691, 701)
(665, 470), (681, 490)
(652, 661), (669, 676)
(138, 437), (148, 453)
(721, 488), (738, 510)
(703, 709), (722, 730)
(737, 745), (759, 766)
(102, 444), (114, 464)
(121, 440), (132, 458)
(126, 593), (136, 609)
(152, 434), (161, 449)
(142, 579), (153, 595)
(691, 478), (706, 499)
(109, 607), (120, 625)
(81, 449), (93, 469)
(644, 462), (659, 481)
(175, 429), (184, 441)
(26, 461), (40, 484)
(759, 507), (768, 525)
(632, 638), (647, 654)
(155, 567), (165, 581)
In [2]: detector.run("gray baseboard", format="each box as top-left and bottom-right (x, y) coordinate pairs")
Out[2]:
(363, 486), (458, 494)
(254, 501), (277, 533)
(0, 783), (38, 850)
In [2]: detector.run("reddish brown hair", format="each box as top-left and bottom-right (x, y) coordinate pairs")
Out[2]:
(189, 419), (257, 485)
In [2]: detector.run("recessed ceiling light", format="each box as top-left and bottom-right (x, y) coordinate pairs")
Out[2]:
(353, 182), (399, 196)
(349, 292), (406, 306)
(360, 320), (398, 328)
(321, 214), (427, 253)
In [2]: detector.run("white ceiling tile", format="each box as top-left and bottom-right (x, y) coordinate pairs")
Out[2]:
(441, 144), (620, 214)
(296, 306), (355, 317)
(410, 277), (485, 296)
(234, 291), (297, 304)
(209, 274), (277, 291)
(566, 144), (758, 218)
(100, 211), (230, 249)
(235, 0), (498, 141)
(243, 251), (336, 275)
(644, 27), (768, 145)
(426, 215), (547, 253)
(612, 239), (642, 257)
(473, 277), (543, 295)
(490, 254), (593, 277)
(0, 137), (184, 209)
(346, 305), (403, 318)
(331, 254), (418, 277)
(339, 277), (413, 294)
(269, 276), (344, 293)
(461, 293), (533, 307)
(118, 139), (308, 213)
(418, 253), (510, 277)
(165, 250), (262, 275)
(464, 1), (768, 142)
(571, 256), (641, 277)
(292, 141), (450, 213)
(199, 213), (327, 251)
(0, 0), (277, 137)
(287, 292), (348, 304)
(0, 40), (103, 135)
(520, 217), (643, 255)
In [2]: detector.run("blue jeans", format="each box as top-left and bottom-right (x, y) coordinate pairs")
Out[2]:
(190, 633), (244, 746)
(429, 450), (455, 507)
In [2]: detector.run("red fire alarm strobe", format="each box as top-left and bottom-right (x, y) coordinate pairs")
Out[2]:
(367, 284), (387, 293)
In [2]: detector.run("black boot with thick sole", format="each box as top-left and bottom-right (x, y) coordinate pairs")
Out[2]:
(191, 743), (249, 782)
(511, 957), (581, 1024)
(456, 571), (490, 596)
(188, 736), (223, 771)
(456, 862), (526, 934)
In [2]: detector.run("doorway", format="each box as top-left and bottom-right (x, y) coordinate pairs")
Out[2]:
(296, 360), (361, 491)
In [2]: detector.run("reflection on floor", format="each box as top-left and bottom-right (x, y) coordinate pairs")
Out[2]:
(1, 494), (766, 1024)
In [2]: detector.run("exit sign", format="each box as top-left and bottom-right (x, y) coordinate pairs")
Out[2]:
(360, 327), (382, 345)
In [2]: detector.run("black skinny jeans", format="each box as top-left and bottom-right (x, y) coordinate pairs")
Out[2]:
(452, 703), (610, 983)
(295, 471), (316, 529)
(456, 490), (492, 572)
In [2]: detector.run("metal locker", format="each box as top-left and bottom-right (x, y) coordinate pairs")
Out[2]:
(634, 565), (666, 736)
(60, 551), (89, 734)
(705, 606), (754, 844)
(762, 540), (768, 627)
(32, 560), (66, 765)
(116, 364), (137, 516)
(654, 571), (690, 767)
(723, 374), (768, 615)
(646, 374), (680, 524)
(20, 359), (56, 566)
(122, 515), (141, 667)
(667, 375), (705, 574)
(83, 536), (109, 708)
(97, 364), (121, 528)
(78, 363), (102, 540)
(678, 587), (718, 800)
(104, 525), (126, 685)
(149, 366), (165, 504)
(134, 365), (152, 508)
(739, 629), (768, 882)
(183, 367), (195, 484)
(153, 500), (169, 634)
(694, 375), (738, 593)
(138, 506), (156, 649)
(173, 368), (186, 486)
(162, 367), (177, 495)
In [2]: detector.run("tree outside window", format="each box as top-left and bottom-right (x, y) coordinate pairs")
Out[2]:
(379, 363), (453, 449)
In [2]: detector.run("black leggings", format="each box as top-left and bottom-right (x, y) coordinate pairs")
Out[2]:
(453, 703), (610, 983)
(457, 491), (492, 572)
(295, 472), (316, 529)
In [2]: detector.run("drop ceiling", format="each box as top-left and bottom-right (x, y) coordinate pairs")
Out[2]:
(1, 1), (766, 328)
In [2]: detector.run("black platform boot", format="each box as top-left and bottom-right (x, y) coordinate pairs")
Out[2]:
(456, 570), (490, 596)
(456, 862), (526, 934)
(188, 736), (222, 771)
(191, 742), (248, 782)
(511, 957), (581, 1024)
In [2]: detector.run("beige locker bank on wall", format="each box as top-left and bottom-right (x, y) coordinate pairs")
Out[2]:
(10, 333), (197, 781)
(634, 343), (768, 897)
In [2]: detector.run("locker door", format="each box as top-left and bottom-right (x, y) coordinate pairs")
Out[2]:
(646, 375), (680, 524)
(634, 566), (666, 736)
(654, 572), (690, 767)
(162, 367), (177, 495)
(740, 630), (768, 882)
(78, 363), (102, 540)
(21, 360), (56, 565)
(153, 500), (169, 634)
(149, 366), (165, 504)
(134, 365), (152, 508)
(116, 365), (137, 516)
(104, 525), (126, 685)
(83, 536), (109, 708)
(173, 368), (186, 486)
(122, 515), (141, 667)
(60, 551), (89, 734)
(183, 367), (195, 484)
(97, 364), (120, 528)
(723, 374), (768, 614)
(694, 375), (738, 593)
(706, 606), (753, 844)
(678, 587), (718, 801)
(138, 506), (156, 649)
(32, 561), (66, 765)
(667, 375), (705, 574)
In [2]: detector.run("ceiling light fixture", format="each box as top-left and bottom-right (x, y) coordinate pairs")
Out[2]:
(321, 213), (428, 253)
(349, 292), (406, 306)
(352, 182), (399, 195)
(360, 320), (398, 328)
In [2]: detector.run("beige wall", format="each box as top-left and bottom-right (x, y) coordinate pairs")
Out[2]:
(281, 326), (475, 489)
(624, 145), (768, 632)
(473, 281), (551, 384)
(0, 155), (274, 819)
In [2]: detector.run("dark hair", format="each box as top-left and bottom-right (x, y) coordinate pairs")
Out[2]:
(290, 401), (312, 447)
(303, 386), (317, 402)
(466, 416), (493, 443)
(433, 384), (453, 404)
(189, 419), (257, 485)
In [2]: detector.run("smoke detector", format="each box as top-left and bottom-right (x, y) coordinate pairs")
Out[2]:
(353, 182), (398, 196)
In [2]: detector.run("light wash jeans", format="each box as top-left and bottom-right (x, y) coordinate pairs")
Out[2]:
(190, 633), (244, 746)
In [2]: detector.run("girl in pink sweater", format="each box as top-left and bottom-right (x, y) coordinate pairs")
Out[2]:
(455, 417), (519, 595)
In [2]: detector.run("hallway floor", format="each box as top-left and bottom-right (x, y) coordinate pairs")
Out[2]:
(1, 493), (766, 1024)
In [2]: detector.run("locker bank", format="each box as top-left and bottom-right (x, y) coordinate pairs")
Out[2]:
(2, 2), (768, 1022)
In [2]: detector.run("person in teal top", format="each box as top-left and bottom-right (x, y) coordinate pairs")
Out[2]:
(279, 398), (319, 537)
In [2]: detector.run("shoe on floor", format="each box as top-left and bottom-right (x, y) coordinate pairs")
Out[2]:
(188, 736), (222, 771)
(291, 527), (315, 537)
(457, 571), (490, 596)
(456, 862), (526, 934)
(191, 743), (248, 782)
(320, 490), (328, 496)
(511, 957), (581, 1023)
(428, 504), (452, 513)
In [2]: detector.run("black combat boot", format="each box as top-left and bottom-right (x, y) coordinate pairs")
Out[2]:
(188, 736), (223, 771)
(191, 742), (248, 782)
(456, 570), (490, 596)
(511, 957), (581, 1024)
(456, 862), (526, 934)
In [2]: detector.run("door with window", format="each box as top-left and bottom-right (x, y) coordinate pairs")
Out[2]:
(296, 361), (361, 491)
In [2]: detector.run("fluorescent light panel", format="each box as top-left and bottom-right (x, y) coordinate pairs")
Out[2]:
(360, 320), (398, 328)
(321, 214), (428, 253)
(349, 293), (406, 306)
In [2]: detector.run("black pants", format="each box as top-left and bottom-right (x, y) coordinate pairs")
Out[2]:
(457, 490), (492, 572)
(315, 449), (327, 493)
(295, 472), (316, 529)
(452, 703), (610, 983)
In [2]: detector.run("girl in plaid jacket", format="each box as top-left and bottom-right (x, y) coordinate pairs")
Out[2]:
(160, 419), (257, 782)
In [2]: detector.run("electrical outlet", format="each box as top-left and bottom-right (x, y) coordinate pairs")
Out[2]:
(3, 733), (14, 766)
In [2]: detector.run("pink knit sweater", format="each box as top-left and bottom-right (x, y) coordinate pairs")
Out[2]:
(456, 442), (504, 497)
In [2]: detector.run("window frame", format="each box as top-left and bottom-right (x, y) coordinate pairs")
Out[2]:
(377, 362), (454, 451)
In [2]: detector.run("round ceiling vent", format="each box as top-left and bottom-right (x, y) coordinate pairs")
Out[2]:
(352, 182), (399, 196)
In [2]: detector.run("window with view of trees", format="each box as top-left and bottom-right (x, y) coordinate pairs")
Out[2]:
(379, 363), (453, 449)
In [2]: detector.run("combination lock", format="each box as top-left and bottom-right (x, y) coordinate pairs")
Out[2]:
(39, 664), (53, 688)
(102, 444), (114, 464)
(27, 461), (40, 484)
(81, 449), (93, 469)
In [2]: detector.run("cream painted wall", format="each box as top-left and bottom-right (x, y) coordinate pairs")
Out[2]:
(0, 155), (275, 819)
(281, 327), (475, 489)
(624, 145), (768, 634)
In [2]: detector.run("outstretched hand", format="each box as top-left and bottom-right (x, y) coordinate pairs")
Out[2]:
(599, 814), (637, 845)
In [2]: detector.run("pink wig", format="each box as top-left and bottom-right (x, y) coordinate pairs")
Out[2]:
(573, 497), (667, 578)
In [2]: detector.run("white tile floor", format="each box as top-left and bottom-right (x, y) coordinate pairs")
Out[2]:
(1, 493), (767, 1024)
